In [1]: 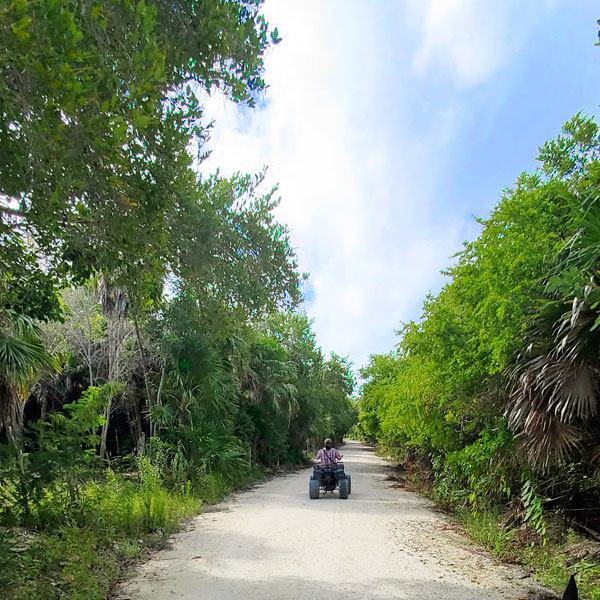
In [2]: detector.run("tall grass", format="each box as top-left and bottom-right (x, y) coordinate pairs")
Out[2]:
(1, 458), (263, 600)
(457, 508), (517, 560)
(457, 509), (600, 600)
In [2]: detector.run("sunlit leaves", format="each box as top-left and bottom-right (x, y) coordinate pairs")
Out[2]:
(358, 112), (600, 510)
(0, 0), (283, 318)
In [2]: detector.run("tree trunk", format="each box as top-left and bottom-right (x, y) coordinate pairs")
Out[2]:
(0, 379), (24, 441)
(133, 318), (152, 454)
(85, 313), (95, 386)
(100, 302), (120, 459)
(97, 277), (130, 460)
(134, 319), (153, 414)
(99, 395), (113, 460)
(132, 393), (145, 456)
(40, 392), (48, 423)
(152, 361), (167, 438)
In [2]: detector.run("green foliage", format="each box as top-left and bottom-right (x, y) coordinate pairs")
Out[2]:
(538, 112), (600, 179)
(0, 307), (60, 463)
(0, 310), (58, 388)
(0, 383), (117, 525)
(458, 508), (517, 560)
(0, 2), (356, 597)
(0, 298), (356, 595)
(459, 511), (600, 600)
(148, 302), (355, 471)
(357, 113), (600, 555)
(433, 425), (516, 511)
(1, 0), (297, 320)
(521, 478), (548, 542)
(0, 467), (201, 600)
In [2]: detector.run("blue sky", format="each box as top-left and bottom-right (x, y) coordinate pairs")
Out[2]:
(200, 1), (600, 371)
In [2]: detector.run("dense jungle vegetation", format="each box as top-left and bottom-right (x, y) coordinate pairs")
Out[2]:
(357, 113), (600, 594)
(0, 1), (355, 597)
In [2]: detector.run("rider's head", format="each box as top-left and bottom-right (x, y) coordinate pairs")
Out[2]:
(324, 438), (332, 449)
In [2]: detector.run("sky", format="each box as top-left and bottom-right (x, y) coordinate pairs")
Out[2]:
(200, 0), (600, 372)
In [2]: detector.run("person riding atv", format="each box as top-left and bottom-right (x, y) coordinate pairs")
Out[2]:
(310, 438), (351, 499)
(316, 438), (342, 466)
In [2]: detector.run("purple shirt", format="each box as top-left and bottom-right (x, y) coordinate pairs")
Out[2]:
(317, 447), (342, 466)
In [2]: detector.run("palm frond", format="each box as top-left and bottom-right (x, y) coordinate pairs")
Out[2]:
(507, 283), (600, 468)
(96, 277), (128, 319)
(0, 309), (59, 435)
(148, 403), (177, 430)
(591, 444), (600, 477)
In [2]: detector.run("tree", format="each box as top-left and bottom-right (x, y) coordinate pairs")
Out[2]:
(0, 310), (57, 440)
(357, 113), (600, 518)
(507, 144), (600, 472)
(1, 0), (284, 315)
(507, 282), (600, 469)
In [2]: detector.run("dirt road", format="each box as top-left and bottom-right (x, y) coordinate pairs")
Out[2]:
(119, 441), (538, 600)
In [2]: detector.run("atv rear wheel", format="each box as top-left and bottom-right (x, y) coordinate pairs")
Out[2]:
(346, 474), (351, 494)
(309, 479), (320, 499)
(338, 478), (349, 499)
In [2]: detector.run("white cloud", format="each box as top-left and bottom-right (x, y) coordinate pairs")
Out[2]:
(198, 1), (485, 370)
(407, 0), (558, 87)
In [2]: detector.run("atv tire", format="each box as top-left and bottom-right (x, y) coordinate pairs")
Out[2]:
(309, 479), (320, 499)
(338, 477), (349, 499)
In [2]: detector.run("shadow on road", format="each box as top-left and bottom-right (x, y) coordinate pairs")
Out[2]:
(165, 573), (523, 600)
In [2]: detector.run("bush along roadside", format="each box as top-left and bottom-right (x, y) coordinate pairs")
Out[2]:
(458, 509), (600, 600)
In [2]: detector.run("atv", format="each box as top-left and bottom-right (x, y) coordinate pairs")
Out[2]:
(309, 462), (351, 499)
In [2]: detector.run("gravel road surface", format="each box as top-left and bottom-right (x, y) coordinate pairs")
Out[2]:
(119, 441), (538, 600)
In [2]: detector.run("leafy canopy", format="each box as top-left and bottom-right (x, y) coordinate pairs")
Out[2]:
(1, 0), (296, 318)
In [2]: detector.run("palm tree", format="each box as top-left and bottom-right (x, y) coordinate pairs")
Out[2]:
(508, 287), (600, 468)
(96, 276), (130, 458)
(507, 193), (600, 471)
(0, 309), (58, 442)
(243, 338), (298, 422)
